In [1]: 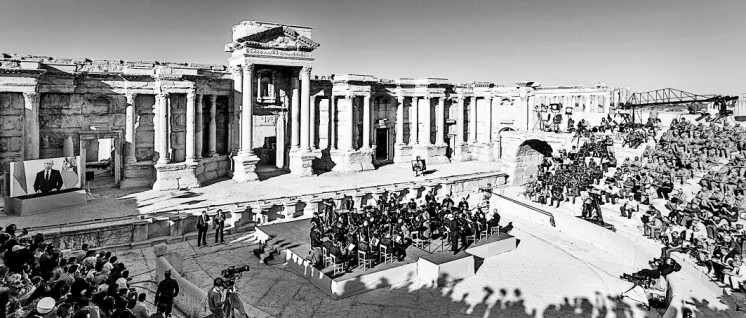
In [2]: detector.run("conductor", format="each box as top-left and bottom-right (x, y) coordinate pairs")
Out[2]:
(33, 160), (64, 194)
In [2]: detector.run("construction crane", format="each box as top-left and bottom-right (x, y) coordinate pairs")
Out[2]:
(619, 88), (740, 125)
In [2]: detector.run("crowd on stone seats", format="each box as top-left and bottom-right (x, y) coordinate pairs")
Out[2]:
(538, 114), (746, 297)
(0, 226), (166, 318)
(627, 117), (746, 293)
(524, 136), (617, 225)
(307, 187), (506, 273)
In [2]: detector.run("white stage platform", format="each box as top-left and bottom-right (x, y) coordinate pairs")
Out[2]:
(255, 220), (518, 299)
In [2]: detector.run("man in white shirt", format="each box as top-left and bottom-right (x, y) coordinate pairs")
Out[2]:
(728, 259), (746, 290)
(131, 293), (150, 318)
(620, 194), (639, 219)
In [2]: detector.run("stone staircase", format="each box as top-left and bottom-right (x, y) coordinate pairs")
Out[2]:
(250, 233), (285, 266)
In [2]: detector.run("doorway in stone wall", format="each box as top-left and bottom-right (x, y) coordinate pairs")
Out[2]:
(375, 128), (389, 161)
(79, 130), (122, 190)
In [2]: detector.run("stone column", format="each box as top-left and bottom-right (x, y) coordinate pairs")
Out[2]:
(345, 95), (354, 150)
(396, 95), (405, 145)
(469, 96), (477, 143)
(583, 95), (588, 112)
(239, 65), (255, 156)
(125, 93), (137, 164)
(422, 96), (432, 145)
(276, 111), (286, 168)
(291, 74), (300, 150)
(591, 95), (598, 113)
(410, 96), (419, 145)
(603, 94), (611, 113)
(22, 92), (39, 160)
(185, 92), (196, 162)
(485, 96), (493, 143)
(436, 96), (446, 145)
(310, 96), (316, 149)
(195, 94), (203, 159)
(208, 95), (217, 156)
(300, 66), (311, 151)
(156, 93), (170, 164)
(363, 94), (371, 149)
(456, 97), (465, 145)
(330, 96), (337, 149)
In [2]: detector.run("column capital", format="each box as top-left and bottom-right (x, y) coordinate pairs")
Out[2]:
(209, 94), (218, 102)
(230, 64), (243, 74)
(186, 92), (196, 100)
(300, 66), (312, 77)
(23, 92), (38, 103)
(125, 93), (138, 105)
(243, 64), (255, 75)
(158, 92), (170, 99)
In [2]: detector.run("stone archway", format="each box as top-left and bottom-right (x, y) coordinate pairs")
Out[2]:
(512, 139), (552, 185)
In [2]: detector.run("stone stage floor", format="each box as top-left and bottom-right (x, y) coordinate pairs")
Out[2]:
(1, 161), (505, 229)
(117, 209), (652, 318)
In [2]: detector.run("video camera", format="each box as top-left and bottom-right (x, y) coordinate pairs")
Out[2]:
(220, 265), (250, 288)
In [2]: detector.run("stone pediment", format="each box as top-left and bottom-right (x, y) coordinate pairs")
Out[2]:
(233, 26), (319, 52)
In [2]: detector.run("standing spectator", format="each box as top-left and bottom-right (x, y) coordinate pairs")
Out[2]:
(197, 211), (209, 247)
(155, 270), (179, 317)
(214, 210), (226, 244)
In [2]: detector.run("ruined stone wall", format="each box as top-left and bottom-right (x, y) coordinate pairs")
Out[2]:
(0, 93), (24, 173)
(39, 92), (126, 158)
(169, 94), (187, 163)
(135, 95), (156, 161)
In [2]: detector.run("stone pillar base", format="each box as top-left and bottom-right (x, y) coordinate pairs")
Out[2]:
(413, 144), (450, 164)
(451, 143), (474, 162)
(330, 149), (375, 173)
(288, 151), (316, 177)
(393, 144), (414, 163)
(232, 154), (260, 183)
(152, 162), (201, 191)
(121, 162), (155, 189)
(475, 142), (496, 162)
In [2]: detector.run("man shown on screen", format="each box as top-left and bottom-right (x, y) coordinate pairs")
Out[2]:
(33, 160), (64, 194)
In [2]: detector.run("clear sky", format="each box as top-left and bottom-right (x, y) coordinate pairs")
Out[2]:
(1, 0), (744, 95)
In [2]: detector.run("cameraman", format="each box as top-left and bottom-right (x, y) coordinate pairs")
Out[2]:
(208, 278), (227, 318)
(216, 268), (249, 318)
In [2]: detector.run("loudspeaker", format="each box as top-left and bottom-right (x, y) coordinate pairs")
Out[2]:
(86, 171), (95, 181)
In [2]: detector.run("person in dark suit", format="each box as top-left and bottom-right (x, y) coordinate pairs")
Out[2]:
(449, 214), (462, 255)
(197, 211), (209, 247)
(33, 160), (64, 194)
(214, 209), (226, 244)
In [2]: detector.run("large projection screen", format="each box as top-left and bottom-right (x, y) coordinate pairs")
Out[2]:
(9, 156), (82, 197)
